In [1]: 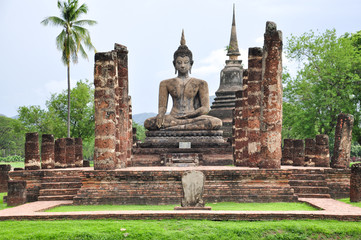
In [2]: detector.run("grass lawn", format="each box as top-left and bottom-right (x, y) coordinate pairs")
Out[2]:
(46, 201), (317, 212)
(0, 219), (360, 239)
(0, 162), (24, 169)
(0, 192), (7, 210)
(339, 198), (361, 208)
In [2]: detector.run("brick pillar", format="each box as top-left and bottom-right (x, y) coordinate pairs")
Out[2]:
(350, 163), (361, 202)
(114, 43), (130, 169)
(304, 138), (316, 167)
(54, 138), (66, 168)
(41, 134), (55, 169)
(259, 22), (283, 169)
(65, 138), (75, 168)
(7, 181), (26, 206)
(293, 139), (305, 166)
(0, 164), (11, 192)
(282, 139), (293, 165)
(233, 89), (248, 166)
(74, 137), (83, 167)
(314, 134), (330, 167)
(94, 50), (118, 170)
(246, 47), (263, 167)
(331, 113), (354, 168)
(25, 132), (40, 170)
(126, 96), (133, 167)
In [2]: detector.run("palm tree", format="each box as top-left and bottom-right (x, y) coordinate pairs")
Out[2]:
(41, 0), (96, 138)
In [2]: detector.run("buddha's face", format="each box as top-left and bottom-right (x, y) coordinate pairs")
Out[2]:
(175, 56), (191, 74)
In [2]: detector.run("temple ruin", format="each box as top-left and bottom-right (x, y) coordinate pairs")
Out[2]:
(5, 7), (355, 207)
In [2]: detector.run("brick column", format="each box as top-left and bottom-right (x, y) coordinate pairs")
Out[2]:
(74, 137), (83, 167)
(331, 113), (354, 168)
(350, 163), (361, 202)
(293, 139), (305, 166)
(233, 88), (248, 166)
(54, 138), (66, 168)
(259, 22), (283, 169)
(94, 51), (118, 170)
(127, 96), (133, 167)
(41, 134), (55, 169)
(25, 132), (40, 170)
(314, 134), (330, 167)
(0, 164), (11, 192)
(246, 47), (263, 167)
(7, 181), (26, 206)
(65, 138), (75, 168)
(114, 44), (130, 169)
(282, 139), (293, 165)
(304, 138), (316, 166)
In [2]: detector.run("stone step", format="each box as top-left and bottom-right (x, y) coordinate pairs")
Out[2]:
(38, 195), (75, 201)
(39, 188), (79, 196)
(295, 193), (331, 198)
(41, 182), (82, 189)
(290, 174), (326, 181)
(289, 180), (327, 187)
(42, 177), (81, 183)
(293, 186), (329, 194)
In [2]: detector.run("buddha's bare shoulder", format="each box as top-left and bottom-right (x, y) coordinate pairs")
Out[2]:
(190, 78), (208, 86)
(159, 78), (178, 85)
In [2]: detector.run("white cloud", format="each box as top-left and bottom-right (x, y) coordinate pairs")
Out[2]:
(256, 36), (263, 44)
(192, 48), (227, 76)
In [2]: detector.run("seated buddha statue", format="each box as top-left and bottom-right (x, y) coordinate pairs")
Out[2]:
(144, 30), (222, 131)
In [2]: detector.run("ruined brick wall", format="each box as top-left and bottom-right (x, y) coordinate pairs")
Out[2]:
(331, 113), (354, 168)
(41, 134), (55, 169)
(292, 140), (305, 166)
(74, 138), (83, 167)
(259, 22), (283, 169)
(0, 165), (11, 192)
(233, 22), (282, 169)
(54, 138), (66, 168)
(233, 48), (263, 167)
(233, 89), (248, 166)
(350, 163), (361, 202)
(94, 44), (131, 170)
(25, 133), (40, 170)
(282, 139), (293, 165)
(314, 134), (330, 167)
(304, 138), (316, 166)
(7, 181), (26, 206)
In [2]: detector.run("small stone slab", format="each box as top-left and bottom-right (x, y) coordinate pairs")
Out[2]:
(181, 170), (205, 207)
(174, 206), (211, 210)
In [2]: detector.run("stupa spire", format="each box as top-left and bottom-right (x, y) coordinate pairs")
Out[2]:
(227, 4), (240, 60)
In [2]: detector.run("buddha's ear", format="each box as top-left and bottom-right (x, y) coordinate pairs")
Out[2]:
(189, 66), (192, 74)
(175, 69), (178, 75)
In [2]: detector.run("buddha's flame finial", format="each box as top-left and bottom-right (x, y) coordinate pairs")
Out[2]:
(180, 29), (186, 45)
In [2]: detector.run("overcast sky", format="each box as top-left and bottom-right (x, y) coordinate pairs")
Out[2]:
(1, 0), (361, 117)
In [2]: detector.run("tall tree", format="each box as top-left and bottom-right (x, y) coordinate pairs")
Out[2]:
(41, 0), (96, 137)
(283, 29), (361, 143)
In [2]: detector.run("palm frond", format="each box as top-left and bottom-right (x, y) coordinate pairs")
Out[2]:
(56, 30), (66, 51)
(41, 16), (66, 26)
(73, 19), (97, 26)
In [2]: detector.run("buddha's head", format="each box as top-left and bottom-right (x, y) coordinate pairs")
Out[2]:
(173, 30), (194, 74)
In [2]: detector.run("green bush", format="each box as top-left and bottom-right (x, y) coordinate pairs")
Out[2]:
(0, 155), (24, 162)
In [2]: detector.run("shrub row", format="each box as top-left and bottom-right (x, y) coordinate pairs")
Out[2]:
(0, 155), (24, 162)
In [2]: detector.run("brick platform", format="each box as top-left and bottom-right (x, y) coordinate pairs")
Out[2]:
(8, 166), (350, 206)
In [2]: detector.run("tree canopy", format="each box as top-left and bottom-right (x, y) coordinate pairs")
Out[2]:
(283, 29), (361, 145)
